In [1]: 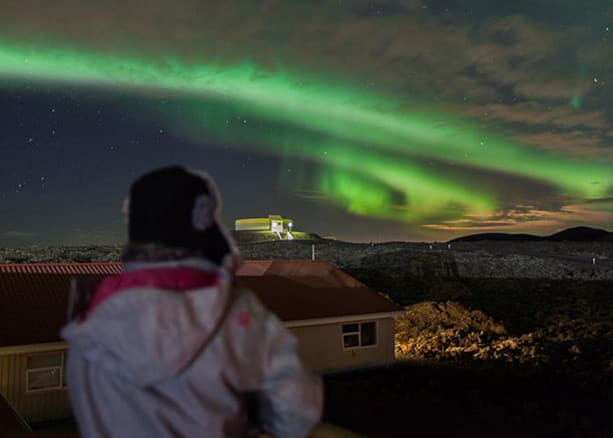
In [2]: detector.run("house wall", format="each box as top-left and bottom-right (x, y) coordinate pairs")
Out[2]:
(0, 349), (71, 424)
(290, 318), (395, 372)
(0, 318), (395, 424)
(234, 219), (270, 231)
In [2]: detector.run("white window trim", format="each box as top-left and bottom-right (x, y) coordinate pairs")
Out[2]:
(341, 321), (378, 350)
(284, 311), (403, 328)
(25, 351), (67, 393)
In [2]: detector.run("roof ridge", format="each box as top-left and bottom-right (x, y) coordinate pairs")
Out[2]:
(0, 262), (121, 266)
(0, 262), (123, 275)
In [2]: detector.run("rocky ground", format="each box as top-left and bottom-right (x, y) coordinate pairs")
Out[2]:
(0, 245), (123, 263)
(239, 240), (613, 280)
(323, 360), (611, 438)
(2, 239), (612, 280)
(3, 240), (612, 437)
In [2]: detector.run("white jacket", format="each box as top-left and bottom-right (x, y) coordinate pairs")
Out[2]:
(61, 259), (323, 438)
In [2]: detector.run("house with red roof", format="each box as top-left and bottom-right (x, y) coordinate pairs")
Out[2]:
(0, 260), (401, 425)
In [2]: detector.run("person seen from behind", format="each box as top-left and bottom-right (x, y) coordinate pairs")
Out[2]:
(61, 166), (323, 437)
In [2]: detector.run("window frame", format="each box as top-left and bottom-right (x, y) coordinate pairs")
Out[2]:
(341, 321), (378, 350)
(25, 350), (67, 393)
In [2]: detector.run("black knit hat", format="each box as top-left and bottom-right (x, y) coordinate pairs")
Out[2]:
(126, 166), (236, 265)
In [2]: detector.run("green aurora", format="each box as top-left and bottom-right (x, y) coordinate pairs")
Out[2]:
(1, 40), (611, 224)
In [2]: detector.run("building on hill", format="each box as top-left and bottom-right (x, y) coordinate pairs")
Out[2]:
(234, 215), (294, 233)
(0, 261), (401, 425)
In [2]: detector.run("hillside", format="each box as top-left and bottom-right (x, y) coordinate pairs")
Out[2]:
(2, 239), (613, 280)
(451, 226), (612, 243)
(239, 240), (613, 281)
(547, 226), (611, 241)
(231, 230), (321, 244)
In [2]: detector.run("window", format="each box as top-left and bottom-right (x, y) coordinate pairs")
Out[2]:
(270, 221), (283, 232)
(26, 351), (67, 392)
(342, 322), (377, 349)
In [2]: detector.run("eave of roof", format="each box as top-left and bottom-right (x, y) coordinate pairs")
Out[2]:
(0, 262), (122, 275)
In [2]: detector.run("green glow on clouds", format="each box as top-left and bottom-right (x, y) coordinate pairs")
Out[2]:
(1, 40), (611, 224)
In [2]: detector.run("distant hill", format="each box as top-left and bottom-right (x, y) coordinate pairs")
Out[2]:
(450, 233), (541, 242)
(450, 226), (612, 243)
(545, 226), (611, 242)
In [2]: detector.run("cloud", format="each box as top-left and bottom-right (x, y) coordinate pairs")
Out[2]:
(423, 201), (613, 233)
(0, 1), (606, 109)
(292, 189), (329, 201)
(518, 131), (612, 159)
(456, 101), (611, 159)
(467, 15), (588, 100)
(463, 102), (608, 130)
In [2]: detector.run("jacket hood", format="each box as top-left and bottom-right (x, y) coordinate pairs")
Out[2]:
(61, 259), (233, 386)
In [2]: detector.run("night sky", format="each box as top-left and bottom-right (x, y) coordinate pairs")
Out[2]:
(0, 1), (612, 246)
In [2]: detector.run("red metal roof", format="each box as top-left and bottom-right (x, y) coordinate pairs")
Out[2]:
(0, 261), (400, 348)
(235, 260), (367, 288)
(237, 276), (399, 321)
(0, 272), (107, 347)
(0, 263), (122, 275)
